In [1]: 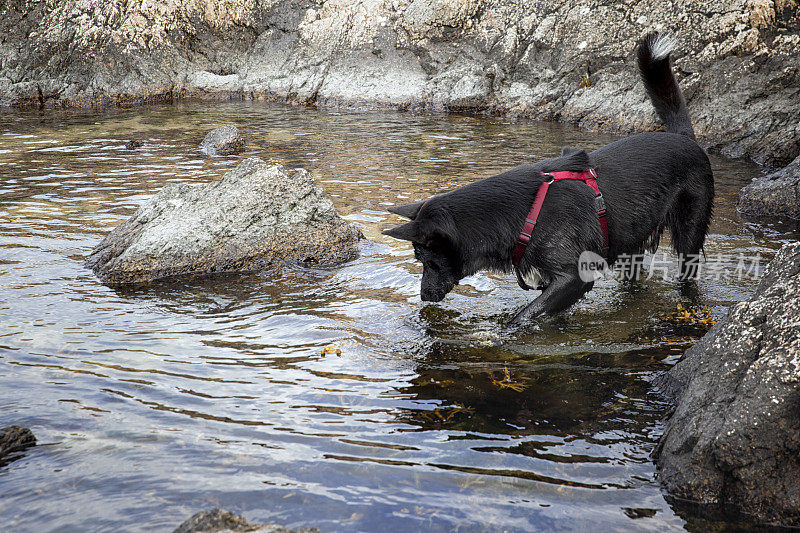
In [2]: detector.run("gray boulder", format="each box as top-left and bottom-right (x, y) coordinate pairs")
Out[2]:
(200, 125), (246, 156)
(738, 155), (800, 220)
(654, 241), (800, 527)
(0, 426), (36, 463)
(174, 509), (319, 533)
(86, 158), (362, 284)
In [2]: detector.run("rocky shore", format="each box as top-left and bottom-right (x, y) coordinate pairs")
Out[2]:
(1, 1), (798, 169)
(655, 241), (800, 527)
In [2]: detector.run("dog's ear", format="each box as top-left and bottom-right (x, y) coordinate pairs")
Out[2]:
(388, 200), (425, 220)
(560, 147), (591, 170)
(382, 221), (422, 242)
(560, 146), (584, 158)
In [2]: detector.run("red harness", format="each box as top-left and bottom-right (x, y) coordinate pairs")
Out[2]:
(512, 169), (609, 290)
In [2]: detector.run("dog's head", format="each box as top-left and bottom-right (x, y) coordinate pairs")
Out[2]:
(382, 200), (463, 302)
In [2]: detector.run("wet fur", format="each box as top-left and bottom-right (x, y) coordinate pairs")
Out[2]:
(383, 33), (714, 324)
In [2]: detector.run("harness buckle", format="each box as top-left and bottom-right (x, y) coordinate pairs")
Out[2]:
(595, 195), (606, 212)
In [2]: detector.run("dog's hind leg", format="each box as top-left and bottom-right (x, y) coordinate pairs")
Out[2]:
(508, 275), (593, 327)
(669, 178), (714, 280)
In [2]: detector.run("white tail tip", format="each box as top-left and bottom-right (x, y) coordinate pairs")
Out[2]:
(650, 33), (677, 61)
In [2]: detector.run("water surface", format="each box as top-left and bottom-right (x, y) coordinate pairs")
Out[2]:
(0, 102), (795, 532)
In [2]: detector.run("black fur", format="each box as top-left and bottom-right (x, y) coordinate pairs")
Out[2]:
(637, 33), (696, 140)
(383, 32), (714, 325)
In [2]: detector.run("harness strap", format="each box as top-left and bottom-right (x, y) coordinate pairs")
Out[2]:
(512, 179), (551, 265)
(512, 168), (610, 290)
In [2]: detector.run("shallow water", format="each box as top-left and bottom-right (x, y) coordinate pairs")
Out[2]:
(0, 102), (796, 532)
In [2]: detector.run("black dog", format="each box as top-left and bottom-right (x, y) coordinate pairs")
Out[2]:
(383, 33), (714, 326)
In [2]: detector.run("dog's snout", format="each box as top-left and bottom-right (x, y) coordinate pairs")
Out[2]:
(420, 289), (446, 302)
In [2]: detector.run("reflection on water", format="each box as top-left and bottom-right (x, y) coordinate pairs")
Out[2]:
(0, 102), (795, 532)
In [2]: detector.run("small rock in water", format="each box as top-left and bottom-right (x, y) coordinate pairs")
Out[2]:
(0, 426), (36, 462)
(173, 509), (320, 533)
(200, 124), (246, 156)
(85, 158), (362, 284)
(125, 139), (143, 150)
(738, 154), (800, 220)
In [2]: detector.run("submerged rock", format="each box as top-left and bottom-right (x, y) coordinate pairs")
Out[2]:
(738, 155), (800, 220)
(0, 426), (36, 462)
(654, 241), (800, 527)
(200, 125), (246, 156)
(86, 158), (362, 284)
(0, 1), (798, 168)
(173, 509), (319, 533)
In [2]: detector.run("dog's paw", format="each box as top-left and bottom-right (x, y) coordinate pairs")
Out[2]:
(502, 318), (530, 336)
(503, 310), (547, 335)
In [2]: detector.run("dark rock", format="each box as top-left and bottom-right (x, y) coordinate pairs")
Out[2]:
(85, 158), (362, 284)
(738, 155), (800, 219)
(654, 241), (800, 527)
(0, 1), (798, 168)
(0, 426), (36, 463)
(125, 139), (143, 150)
(200, 125), (246, 156)
(173, 509), (320, 533)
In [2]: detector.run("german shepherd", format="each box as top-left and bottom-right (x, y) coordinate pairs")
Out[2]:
(383, 33), (714, 326)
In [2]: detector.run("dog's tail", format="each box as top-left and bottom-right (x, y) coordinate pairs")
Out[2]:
(637, 32), (696, 140)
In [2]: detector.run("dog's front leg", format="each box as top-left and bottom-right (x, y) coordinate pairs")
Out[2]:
(508, 275), (593, 327)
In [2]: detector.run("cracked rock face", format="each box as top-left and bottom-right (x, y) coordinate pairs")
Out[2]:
(85, 158), (363, 284)
(738, 154), (800, 220)
(1, 0), (798, 169)
(654, 241), (800, 527)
